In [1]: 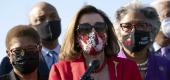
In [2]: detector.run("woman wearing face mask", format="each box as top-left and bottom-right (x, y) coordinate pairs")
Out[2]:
(0, 2), (61, 77)
(114, 1), (170, 80)
(0, 25), (44, 80)
(49, 5), (141, 80)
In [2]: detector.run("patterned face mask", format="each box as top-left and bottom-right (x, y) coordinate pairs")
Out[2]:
(121, 30), (150, 52)
(78, 31), (107, 56)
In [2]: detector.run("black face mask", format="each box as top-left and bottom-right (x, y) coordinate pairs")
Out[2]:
(122, 30), (150, 52)
(11, 51), (39, 74)
(34, 20), (61, 42)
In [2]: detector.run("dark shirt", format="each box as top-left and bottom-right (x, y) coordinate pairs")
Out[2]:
(0, 70), (45, 80)
(0, 70), (18, 80)
(0, 54), (49, 80)
(0, 56), (12, 75)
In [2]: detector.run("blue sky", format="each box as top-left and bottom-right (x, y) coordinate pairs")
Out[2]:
(0, 0), (153, 61)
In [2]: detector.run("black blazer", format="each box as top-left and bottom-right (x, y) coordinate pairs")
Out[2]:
(0, 54), (49, 80)
(0, 70), (18, 80)
(0, 56), (12, 75)
(0, 70), (48, 80)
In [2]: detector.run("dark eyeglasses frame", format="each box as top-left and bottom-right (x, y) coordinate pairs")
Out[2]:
(120, 22), (151, 32)
(9, 45), (39, 56)
(76, 22), (107, 34)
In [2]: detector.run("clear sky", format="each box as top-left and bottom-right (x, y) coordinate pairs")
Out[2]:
(0, 0), (153, 61)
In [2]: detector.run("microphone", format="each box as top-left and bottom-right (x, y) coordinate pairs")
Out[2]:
(80, 60), (100, 80)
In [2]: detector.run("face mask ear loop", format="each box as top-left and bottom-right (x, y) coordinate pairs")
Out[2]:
(47, 20), (54, 40)
(44, 20), (52, 40)
(48, 23), (53, 39)
(148, 27), (153, 43)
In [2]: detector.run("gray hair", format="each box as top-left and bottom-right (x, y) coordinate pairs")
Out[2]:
(151, 0), (170, 19)
(114, 1), (160, 42)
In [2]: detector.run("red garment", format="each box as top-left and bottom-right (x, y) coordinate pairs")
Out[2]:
(49, 56), (141, 80)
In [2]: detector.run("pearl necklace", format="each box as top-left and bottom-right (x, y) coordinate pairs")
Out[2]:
(137, 59), (148, 71)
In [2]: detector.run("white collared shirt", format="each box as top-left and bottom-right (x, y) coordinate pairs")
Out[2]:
(153, 42), (162, 52)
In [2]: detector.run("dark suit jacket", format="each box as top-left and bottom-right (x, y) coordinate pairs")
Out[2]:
(0, 69), (48, 80)
(0, 70), (18, 80)
(0, 54), (49, 80)
(0, 56), (12, 75)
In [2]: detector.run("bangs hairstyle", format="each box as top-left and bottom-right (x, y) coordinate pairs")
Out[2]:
(60, 5), (120, 60)
(6, 25), (40, 49)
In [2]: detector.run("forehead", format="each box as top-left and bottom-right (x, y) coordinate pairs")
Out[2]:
(158, 2), (170, 19)
(79, 13), (104, 24)
(120, 11), (146, 23)
(9, 37), (36, 49)
(158, 1), (170, 11)
(30, 6), (57, 18)
(30, 7), (45, 17)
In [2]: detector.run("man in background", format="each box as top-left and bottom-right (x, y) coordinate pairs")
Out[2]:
(151, 0), (170, 60)
(29, 1), (61, 69)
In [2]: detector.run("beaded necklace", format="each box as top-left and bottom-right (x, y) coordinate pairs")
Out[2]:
(137, 59), (148, 71)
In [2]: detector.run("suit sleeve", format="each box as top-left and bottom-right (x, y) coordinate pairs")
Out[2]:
(49, 64), (61, 80)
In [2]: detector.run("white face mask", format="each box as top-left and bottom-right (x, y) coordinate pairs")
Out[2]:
(161, 17), (170, 38)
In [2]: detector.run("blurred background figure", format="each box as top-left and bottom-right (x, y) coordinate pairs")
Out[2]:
(151, 0), (170, 60)
(0, 25), (45, 80)
(0, 2), (61, 79)
(114, 1), (170, 80)
(49, 5), (141, 80)
(29, 1), (61, 69)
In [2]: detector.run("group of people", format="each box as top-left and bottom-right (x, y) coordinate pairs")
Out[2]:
(0, 2), (61, 80)
(0, 0), (170, 80)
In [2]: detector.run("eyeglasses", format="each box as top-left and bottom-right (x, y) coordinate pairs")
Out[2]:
(9, 45), (39, 56)
(120, 22), (151, 32)
(76, 22), (107, 34)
